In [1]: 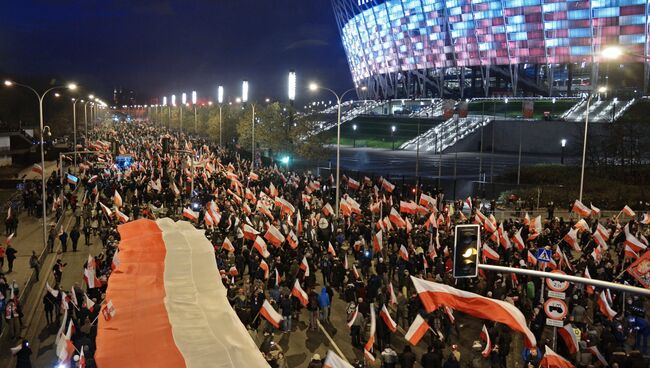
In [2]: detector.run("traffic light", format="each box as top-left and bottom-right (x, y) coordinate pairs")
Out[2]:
(453, 224), (480, 278)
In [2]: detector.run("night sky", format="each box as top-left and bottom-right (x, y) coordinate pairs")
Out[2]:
(1, 0), (353, 104)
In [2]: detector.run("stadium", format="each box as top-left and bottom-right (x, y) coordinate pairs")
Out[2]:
(332, 0), (650, 99)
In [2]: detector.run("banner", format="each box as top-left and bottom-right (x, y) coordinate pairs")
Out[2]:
(627, 250), (650, 288)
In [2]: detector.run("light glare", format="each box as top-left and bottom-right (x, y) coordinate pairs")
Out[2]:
(217, 86), (224, 104)
(288, 71), (296, 101)
(242, 80), (249, 103)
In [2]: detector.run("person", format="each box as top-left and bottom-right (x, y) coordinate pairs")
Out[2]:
(29, 251), (40, 281)
(83, 223), (91, 246)
(442, 352), (460, 368)
(307, 288), (319, 331)
(70, 226), (80, 252)
(399, 345), (416, 368)
(53, 259), (66, 284)
(280, 293), (292, 333)
(381, 345), (398, 368)
(6, 244), (17, 273)
(59, 229), (68, 253)
(48, 225), (56, 253)
(43, 292), (55, 325)
(421, 344), (443, 368)
(13, 339), (32, 368)
(317, 287), (330, 323)
(307, 353), (323, 368)
(5, 298), (20, 339)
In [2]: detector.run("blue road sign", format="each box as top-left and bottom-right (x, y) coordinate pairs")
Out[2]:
(536, 248), (552, 263)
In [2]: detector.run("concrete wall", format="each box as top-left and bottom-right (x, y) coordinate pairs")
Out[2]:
(448, 119), (610, 155)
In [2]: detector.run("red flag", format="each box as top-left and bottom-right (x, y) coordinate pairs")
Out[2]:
(299, 256), (310, 276)
(597, 290), (616, 320)
(373, 230), (383, 252)
(623, 205), (636, 217)
(182, 208), (198, 222)
(264, 225), (285, 247)
(480, 324), (492, 358)
(222, 237), (235, 253)
(571, 199), (591, 217)
(399, 245), (409, 261)
(562, 228), (580, 252)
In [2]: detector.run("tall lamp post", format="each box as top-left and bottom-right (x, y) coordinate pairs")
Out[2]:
(561, 139), (567, 164)
(71, 98), (82, 167)
(217, 86), (224, 146)
(578, 86), (607, 202)
(391, 125), (396, 150)
(352, 124), (357, 148)
(192, 91), (198, 132)
(3, 80), (77, 248)
(180, 93), (186, 134)
(242, 80), (256, 168)
(309, 82), (366, 218)
(171, 94), (176, 129)
(84, 95), (94, 138)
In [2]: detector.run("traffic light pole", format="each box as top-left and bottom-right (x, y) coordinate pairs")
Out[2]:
(477, 264), (650, 296)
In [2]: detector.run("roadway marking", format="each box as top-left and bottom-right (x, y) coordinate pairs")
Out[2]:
(317, 320), (349, 363)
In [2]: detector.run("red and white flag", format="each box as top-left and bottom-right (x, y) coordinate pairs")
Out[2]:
(243, 224), (260, 241)
(388, 282), (397, 305)
(287, 230), (298, 249)
(348, 178), (360, 190)
(115, 209), (129, 224)
(253, 236), (270, 258)
(389, 208), (406, 228)
(622, 205), (636, 217)
(291, 280), (309, 306)
(113, 190), (123, 208)
(259, 299), (283, 329)
(373, 230), (383, 252)
(364, 304), (376, 351)
(379, 304), (397, 333)
(558, 323), (579, 355)
(400, 201), (417, 215)
(259, 260), (270, 279)
(56, 320), (75, 363)
(590, 203), (601, 217)
(512, 228), (525, 251)
(598, 290), (616, 320)
(642, 213), (650, 225)
(32, 163), (43, 175)
(404, 314), (430, 346)
(480, 324), (492, 358)
(482, 244), (500, 261)
(347, 305), (359, 328)
(562, 228), (580, 252)
(412, 277), (536, 348)
(322, 203), (334, 217)
(539, 346), (575, 368)
(182, 208), (198, 222)
(264, 225), (285, 247)
(584, 268), (594, 294)
(327, 242), (337, 257)
(625, 244), (640, 259)
(323, 350), (354, 368)
(419, 193), (436, 208)
(300, 256), (310, 276)
(381, 178), (395, 193)
(574, 219), (590, 233)
(222, 237), (235, 253)
(248, 171), (259, 181)
(625, 232), (647, 253)
(571, 200), (591, 217)
(399, 245), (409, 261)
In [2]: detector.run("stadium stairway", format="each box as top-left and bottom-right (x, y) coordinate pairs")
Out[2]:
(561, 98), (636, 122)
(399, 115), (489, 152)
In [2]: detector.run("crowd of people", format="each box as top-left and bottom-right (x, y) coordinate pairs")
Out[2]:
(6, 119), (650, 368)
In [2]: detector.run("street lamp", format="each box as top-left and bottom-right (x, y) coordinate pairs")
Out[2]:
(3, 80), (77, 249)
(352, 124), (357, 148)
(242, 80), (256, 168)
(180, 93), (187, 133)
(217, 85), (224, 146)
(192, 91), (198, 132)
(579, 86), (607, 202)
(391, 125), (396, 150)
(84, 96), (94, 138)
(561, 139), (567, 164)
(71, 98), (82, 167)
(288, 70), (296, 103)
(309, 82), (366, 218)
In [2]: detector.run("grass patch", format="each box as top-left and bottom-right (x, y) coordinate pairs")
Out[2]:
(328, 136), (406, 149)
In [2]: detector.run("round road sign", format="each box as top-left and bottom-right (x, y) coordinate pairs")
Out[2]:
(545, 270), (569, 292)
(544, 298), (568, 320)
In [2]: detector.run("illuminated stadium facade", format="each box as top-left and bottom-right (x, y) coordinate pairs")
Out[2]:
(332, 0), (650, 99)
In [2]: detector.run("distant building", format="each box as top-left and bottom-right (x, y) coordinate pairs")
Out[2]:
(332, 0), (650, 99)
(113, 87), (137, 106)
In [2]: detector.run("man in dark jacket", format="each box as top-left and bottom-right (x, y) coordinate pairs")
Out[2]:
(399, 345), (416, 368)
(421, 345), (443, 368)
(6, 245), (17, 273)
(59, 230), (68, 253)
(70, 227), (81, 252)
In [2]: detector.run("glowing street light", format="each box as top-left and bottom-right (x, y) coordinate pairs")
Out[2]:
(191, 91), (198, 132)
(242, 80), (249, 103)
(217, 85), (224, 146)
(601, 46), (623, 60)
(217, 86), (224, 104)
(171, 94), (176, 106)
(3, 79), (77, 248)
(288, 70), (296, 102)
(309, 82), (366, 217)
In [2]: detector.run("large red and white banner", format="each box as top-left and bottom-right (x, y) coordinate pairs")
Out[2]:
(411, 276), (536, 348)
(95, 219), (268, 368)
